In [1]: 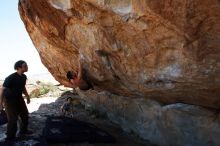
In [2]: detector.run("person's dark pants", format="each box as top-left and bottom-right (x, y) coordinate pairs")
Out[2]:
(4, 98), (29, 139)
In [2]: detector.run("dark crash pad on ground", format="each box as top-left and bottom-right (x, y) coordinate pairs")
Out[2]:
(0, 138), (47, 146)
(43, 116), (116, 144)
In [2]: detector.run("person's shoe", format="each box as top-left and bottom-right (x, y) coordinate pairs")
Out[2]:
(17, 132), (26, 139)
(24, 130), (34, 135)
(4, 137), (16, 142)
(17, 130), (33, 138)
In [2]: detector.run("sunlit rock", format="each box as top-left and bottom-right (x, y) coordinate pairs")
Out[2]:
(19, 0), (220, 108)
(19, 1), (220, 145)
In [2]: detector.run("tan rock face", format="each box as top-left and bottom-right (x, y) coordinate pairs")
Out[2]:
(77, 89), (220, 146)
(19, 0), (220, 108)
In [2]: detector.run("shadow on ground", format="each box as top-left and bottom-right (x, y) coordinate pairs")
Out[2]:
(0, 91), (155, 146)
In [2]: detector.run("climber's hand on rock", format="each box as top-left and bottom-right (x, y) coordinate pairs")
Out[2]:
(79, 54), (86, 61)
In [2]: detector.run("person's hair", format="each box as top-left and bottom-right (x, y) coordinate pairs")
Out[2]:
(66, 71), (76, 80)
(14, 60), (26, 70)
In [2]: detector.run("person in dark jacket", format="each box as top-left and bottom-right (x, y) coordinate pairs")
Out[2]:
(0, 60), (31, 141)
(60, 97), (73, 117)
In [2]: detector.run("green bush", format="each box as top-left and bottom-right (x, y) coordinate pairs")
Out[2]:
(39, 87), (50, 95)
(30, 82), (53, 98)
(30, 81), (70, 98)
(30, 86), (50, 98)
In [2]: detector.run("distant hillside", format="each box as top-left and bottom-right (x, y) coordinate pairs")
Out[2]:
(0, 73), (59, 85)
(28, 73), (58, 84)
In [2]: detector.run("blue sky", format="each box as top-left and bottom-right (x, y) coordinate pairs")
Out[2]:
(0, 0), (49, 79)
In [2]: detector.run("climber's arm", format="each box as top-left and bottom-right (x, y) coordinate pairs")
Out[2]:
(77, 58), (83, 79)
(70, 79), (78, 88)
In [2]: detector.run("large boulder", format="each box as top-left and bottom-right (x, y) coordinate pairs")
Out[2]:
(77, 89), (220, 146)
(18, 1), (220, 145)
(18, 0), (220, 109)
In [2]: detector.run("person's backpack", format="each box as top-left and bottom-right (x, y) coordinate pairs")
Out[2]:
(0, 109), (8, 125)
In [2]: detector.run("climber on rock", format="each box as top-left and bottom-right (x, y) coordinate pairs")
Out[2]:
(66, 57), (93, 91)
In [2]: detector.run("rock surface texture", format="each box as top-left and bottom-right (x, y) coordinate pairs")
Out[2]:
(19, 0), (220, 145)
(19, 0), (220, 108)
(77, 89), (220, 146)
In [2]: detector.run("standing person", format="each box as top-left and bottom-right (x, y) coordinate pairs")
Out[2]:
(0, 60), (31, 141)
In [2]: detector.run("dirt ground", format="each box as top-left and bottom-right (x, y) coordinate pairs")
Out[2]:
(0, 91), (155, 146)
